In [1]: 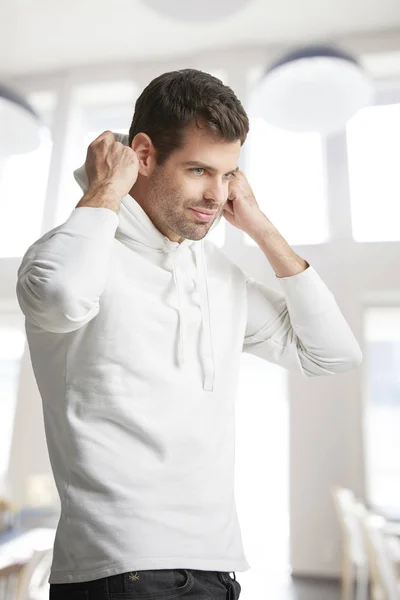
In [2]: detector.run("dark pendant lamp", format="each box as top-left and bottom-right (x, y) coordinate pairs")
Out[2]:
(0, 83), (43, 156)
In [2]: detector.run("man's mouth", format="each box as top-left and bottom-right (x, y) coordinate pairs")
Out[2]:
(189, 208), (217, 222)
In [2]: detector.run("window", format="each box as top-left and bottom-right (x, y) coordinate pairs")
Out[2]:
(0, 92), (55, 257)
(363, 306), (400, 514)
(347, 103), (400, 242)
(243, 119), (328, 247)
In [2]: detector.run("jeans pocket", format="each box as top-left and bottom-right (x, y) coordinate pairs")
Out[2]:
(232, 577), (242, 598)
(108, 569), (195, 599)
(216, 572), (241, 599)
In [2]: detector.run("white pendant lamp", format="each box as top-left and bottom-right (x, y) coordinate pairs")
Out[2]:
(142, 0), (251, 21)
(249, 44), (375, 136)
(0, 84), (43, 156)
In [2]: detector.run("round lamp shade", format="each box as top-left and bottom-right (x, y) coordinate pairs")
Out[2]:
(0, 84), (43, 156)
(249, 44), (375, 135)
(142, 0), (251, 21)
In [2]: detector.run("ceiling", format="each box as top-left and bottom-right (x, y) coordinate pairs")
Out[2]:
(1, 0), (400, 78)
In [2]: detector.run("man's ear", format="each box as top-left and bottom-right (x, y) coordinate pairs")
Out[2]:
(131, 133), (156, 176)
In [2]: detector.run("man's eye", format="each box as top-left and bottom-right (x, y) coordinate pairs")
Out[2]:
(190, 168), (235, 179)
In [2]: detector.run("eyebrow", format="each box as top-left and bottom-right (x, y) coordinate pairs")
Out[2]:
(183, 161), (239, 176)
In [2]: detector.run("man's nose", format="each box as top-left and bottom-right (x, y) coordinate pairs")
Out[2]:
(204, 182), (227, 206)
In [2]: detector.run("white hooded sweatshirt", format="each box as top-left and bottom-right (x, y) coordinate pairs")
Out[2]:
(16, 133), (362, 584)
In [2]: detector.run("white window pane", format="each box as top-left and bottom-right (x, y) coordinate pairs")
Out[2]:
(0, 93), (54, 258)
(347, 103), (400, 242)
(364, 307), (400, 514)
(244, 118), (328, 246)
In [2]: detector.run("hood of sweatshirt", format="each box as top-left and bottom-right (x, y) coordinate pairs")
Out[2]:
(73, 132), (218, 391)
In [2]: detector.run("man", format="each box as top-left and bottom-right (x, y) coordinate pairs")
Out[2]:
(16, 69), (362, 599)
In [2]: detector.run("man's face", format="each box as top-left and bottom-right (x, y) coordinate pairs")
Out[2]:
(143, 124), (241, 243)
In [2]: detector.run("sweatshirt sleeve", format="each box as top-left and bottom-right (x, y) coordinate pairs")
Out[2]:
(16, 207), (119, 333)
(242, 264), (363, 377)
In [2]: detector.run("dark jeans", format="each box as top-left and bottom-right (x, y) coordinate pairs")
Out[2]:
(49, 568), (242, 599)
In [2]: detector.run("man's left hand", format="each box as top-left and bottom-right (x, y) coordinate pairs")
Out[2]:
(222, 169), (269, 238)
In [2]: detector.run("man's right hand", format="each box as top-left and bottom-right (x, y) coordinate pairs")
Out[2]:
(86, 130), (140, 199)
(76, 131), (140, 214)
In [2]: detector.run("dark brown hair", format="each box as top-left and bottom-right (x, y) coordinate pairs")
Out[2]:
(128, 68), (249, 166)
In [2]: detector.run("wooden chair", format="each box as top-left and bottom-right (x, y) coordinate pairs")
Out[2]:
(359, 506), (400, 600)
(0, 561), (26, 600)
(0, 547), (52, 600)
(0, 527), (55, 600)
(333, 487), (369, 600)
(16, 547), (53, 600)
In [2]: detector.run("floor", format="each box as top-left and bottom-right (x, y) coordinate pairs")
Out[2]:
(233, 569), (340, 600)
(288, 577), (339, 600)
